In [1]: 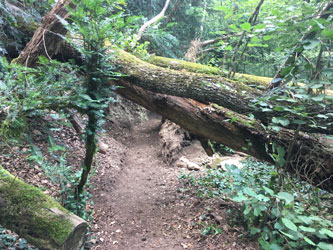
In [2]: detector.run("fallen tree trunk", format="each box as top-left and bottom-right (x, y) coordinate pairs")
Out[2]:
(115, 80), (333, 192)
(114, 50), (333, 134)
(0, 167), (88, 250)
(7, 1), (333, 134)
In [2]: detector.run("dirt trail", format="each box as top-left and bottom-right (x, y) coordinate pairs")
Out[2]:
(92, 116), (202, 249)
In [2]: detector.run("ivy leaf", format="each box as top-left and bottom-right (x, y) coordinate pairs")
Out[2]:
(240, 22), (252, 31)
(244, 187), (257, 197)
(277, 192), (294, 205)
(303, 236), (316, 246)
(281, 218), (297, 232)
(319, 228), (333, 238)
(317, 242), (333, 250)
(299, 226), (316, 233)
(322, 29), (333, 39)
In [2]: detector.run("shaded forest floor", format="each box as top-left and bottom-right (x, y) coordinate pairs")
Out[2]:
(0, 100), (258, 250)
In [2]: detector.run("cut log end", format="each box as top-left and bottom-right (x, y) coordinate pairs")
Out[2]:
(0, 168), (88, 250)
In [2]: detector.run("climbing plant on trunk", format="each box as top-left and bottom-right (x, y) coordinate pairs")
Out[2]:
(58, 0), (125, 196)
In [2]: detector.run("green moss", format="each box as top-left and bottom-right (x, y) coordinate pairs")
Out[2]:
(235, 73), (272, 87)
(0, 168), (73, 249)
(212, 104), (256, 128)
(147, 56), (226, 76)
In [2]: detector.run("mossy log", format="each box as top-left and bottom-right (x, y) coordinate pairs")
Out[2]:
(0, 168), (88, 250)
(7, 0), (333, 134)
(114, 50), (333, 134)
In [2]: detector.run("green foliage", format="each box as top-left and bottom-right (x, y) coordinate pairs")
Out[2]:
(180, 158), (333, 249)
(0, 226), (37, 250)
(0, 56), (86, 140)
(27, 137), (93, 221)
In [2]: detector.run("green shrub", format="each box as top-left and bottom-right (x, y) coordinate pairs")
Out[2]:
(179, 158), (333, 249)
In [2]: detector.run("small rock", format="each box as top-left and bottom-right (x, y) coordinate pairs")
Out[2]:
(187, 161), (201, 171)
(98, 141), (108, 154)
(33, 130), (42, 136)
(176, 156), (201, 170)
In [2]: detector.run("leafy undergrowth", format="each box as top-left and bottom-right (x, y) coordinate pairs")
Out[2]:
(179, 158), (333, 250)
(0, 225), (37, 250)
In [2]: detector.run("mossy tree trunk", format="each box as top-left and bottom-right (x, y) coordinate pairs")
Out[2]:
(115, 80), (333, 192)
(0, 168), (88, 250)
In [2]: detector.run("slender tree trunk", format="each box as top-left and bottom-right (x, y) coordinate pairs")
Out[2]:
(270, 1), (332, 88)
(227, 0), (265, 78)
(136, 0), (171, 41)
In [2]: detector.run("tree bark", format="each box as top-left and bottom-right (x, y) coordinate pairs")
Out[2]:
(0, 168), (88, 250)
(114, 50), (333, 134)
(15, 0), (73, 67)
(114, 80), (333, 192)
(7, 1), (333, 134)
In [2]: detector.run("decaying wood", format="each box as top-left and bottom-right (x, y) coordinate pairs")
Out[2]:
(0, 168), (88, 250)
(115, 80), (333, 192)
(16, 0), (73, 67)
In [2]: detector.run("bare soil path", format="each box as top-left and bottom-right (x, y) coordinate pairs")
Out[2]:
(92, 116), (202, 249)
(91, 113), (258, 250)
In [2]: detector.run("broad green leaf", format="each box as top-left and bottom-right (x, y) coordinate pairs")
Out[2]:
(229, 24), (238, 31)
(244, 187), (257, 197)
(303, 39), (320, 50)
(279, 230), (297, 240)
(263, 186), (274, 196)
(240, 22), (251, 31)
(322, 29), (333, 39)
(281, 218), (297, 231)
(319, 228), (333, 238)
(299, 226), (316, 233)
(303, 236), (316, 246)
(273, 106), (285, 112)
(317, 242), (333, 250)
(259, 238), (271, 250)
(277, 192), (294, 205)
(253, 24), (266, 30)
(263, 35), (273, 41)
(270, 243), (282, 250)
(244, 205), (252, 215)
(250, 37), (261, 42)
(293, 120), (306, 125)
(311, 95), (325, 102)
(254, 207), (261, 216)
